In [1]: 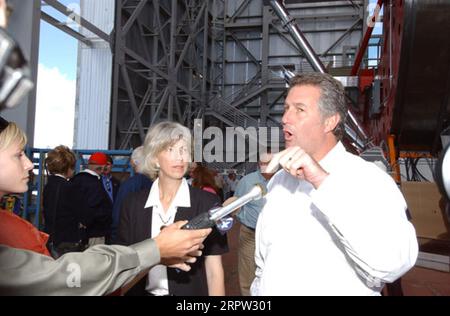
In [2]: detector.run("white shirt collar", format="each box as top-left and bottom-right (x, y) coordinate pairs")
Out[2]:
(81, 168), (101, 179)
(318, 141), (346, 172)
(144, 178), (191, 209)
(54, 174), (68, 180)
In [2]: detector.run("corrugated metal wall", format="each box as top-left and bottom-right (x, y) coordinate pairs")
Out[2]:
(74, 0), (114, 149)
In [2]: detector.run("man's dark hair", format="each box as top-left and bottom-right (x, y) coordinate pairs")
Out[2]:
(287, 73), (348, 140)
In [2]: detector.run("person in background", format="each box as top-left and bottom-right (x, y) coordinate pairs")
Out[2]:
(0, 118), (211, 296)
(117, 121), (228, 296)
(71, 152), (112, 246)
(43, 145), (85, 257)
(0, 0), (210, 296)
(0, 117), (47, 256)
(191, 164), (220, 197)
(251, 73), (418, 296)
(234, 151), (274, 296)
(186, 161), (197, 185)
(212, 169), (224, 201)
(224, 171), (238, 199)
(111, 146), (153, 243)
(102, 154), (120, 203)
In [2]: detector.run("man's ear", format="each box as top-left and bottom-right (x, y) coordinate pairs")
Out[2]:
(324, 113), (340, 134)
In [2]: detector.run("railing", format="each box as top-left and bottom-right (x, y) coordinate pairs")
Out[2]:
(208, 96), (260, 128)
(22, 148), (133, 228)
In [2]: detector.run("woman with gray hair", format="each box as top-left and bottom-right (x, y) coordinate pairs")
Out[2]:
(0, 116), (211, 295)
(130, 146), (144, 172)
(117, 121), (228, 296)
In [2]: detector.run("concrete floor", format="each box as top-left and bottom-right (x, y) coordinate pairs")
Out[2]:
(401, 267), (450, 296)
(222, 223), (450, 296)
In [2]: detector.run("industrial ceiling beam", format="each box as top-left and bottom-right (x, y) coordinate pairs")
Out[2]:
(42, 0), (111, 43)
(40, 11), (92, 46)
(112, 0), (219, 149)
(122, 0), (148, 36)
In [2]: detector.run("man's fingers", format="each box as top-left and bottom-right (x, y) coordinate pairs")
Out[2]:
(173, 220), (189, 229)
(290, 157), (305, 174)
(171, 263), (191, 272)
(191, 228), (212, 239)
(267, 147), (302, 173)
(188, 250), (203, 257)
(267, 148), (292, 171)
(279, 147), (298, 170)
(187, 243), (201, 254)
(286, 149), (305, 174)
(266, 151), (282, 173)
(185, 256), (197, 264)
(296, 169), (305, 179)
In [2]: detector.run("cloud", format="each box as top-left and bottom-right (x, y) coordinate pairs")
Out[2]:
(34, 63), (76, 149)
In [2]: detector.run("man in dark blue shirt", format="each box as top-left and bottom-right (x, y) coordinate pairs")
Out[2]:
(111, 147), (152, 243)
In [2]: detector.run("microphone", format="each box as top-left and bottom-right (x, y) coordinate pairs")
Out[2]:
(175, 184), (266, 273)
(182, 184), (267, 230)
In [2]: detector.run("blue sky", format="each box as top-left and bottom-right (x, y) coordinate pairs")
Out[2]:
(34, 0), (383, 148)
(39, 0), (79, 81)
(39, 20), (77, 80)
(35, 0), (80, 148)
(36, 0), (383, 93)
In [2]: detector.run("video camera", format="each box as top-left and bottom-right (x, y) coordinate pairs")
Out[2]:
(0, 26), (33, 111)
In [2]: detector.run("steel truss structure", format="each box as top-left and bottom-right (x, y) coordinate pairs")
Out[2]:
(42, 0), (365, 168)
(109, 0), (223, 149)
(111, 0), (365, 152)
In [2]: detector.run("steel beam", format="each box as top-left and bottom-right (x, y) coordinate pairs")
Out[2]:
(123, 0), (148, 36)
(270, 0), (326, 73)
(124, 47), (201, 102)
(120, 65), (146, 141)
(228, 32), (261, 67)
(112, 0), (217, 148)
(153, 0), (170, 62)
(41, 11), (92, 46)
(321, 18), (362, 56)
(175, 3), (207, 72)
(228, 0), (252, 23)
(42, 0), (110, 42)
(260, 5), (271, 126)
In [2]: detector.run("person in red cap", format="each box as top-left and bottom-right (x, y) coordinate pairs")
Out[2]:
(88, 152), (108, 170)
(0, 115), (211, 295)
(0, 1), (211, 296)
(101, 154), (121, 204)
(71, 152), (113, 247)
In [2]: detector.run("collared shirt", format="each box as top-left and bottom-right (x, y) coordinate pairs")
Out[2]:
(81, 168), (101, 179)
(54, 174), (68, 181)
(251, 142), (418, 296)
(235, 170), (268, 229)
(225, 177), (238, 192)
(144, 178), (191, 296)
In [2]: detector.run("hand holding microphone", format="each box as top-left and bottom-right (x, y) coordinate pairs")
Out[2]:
(174, 184), (266, 273)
